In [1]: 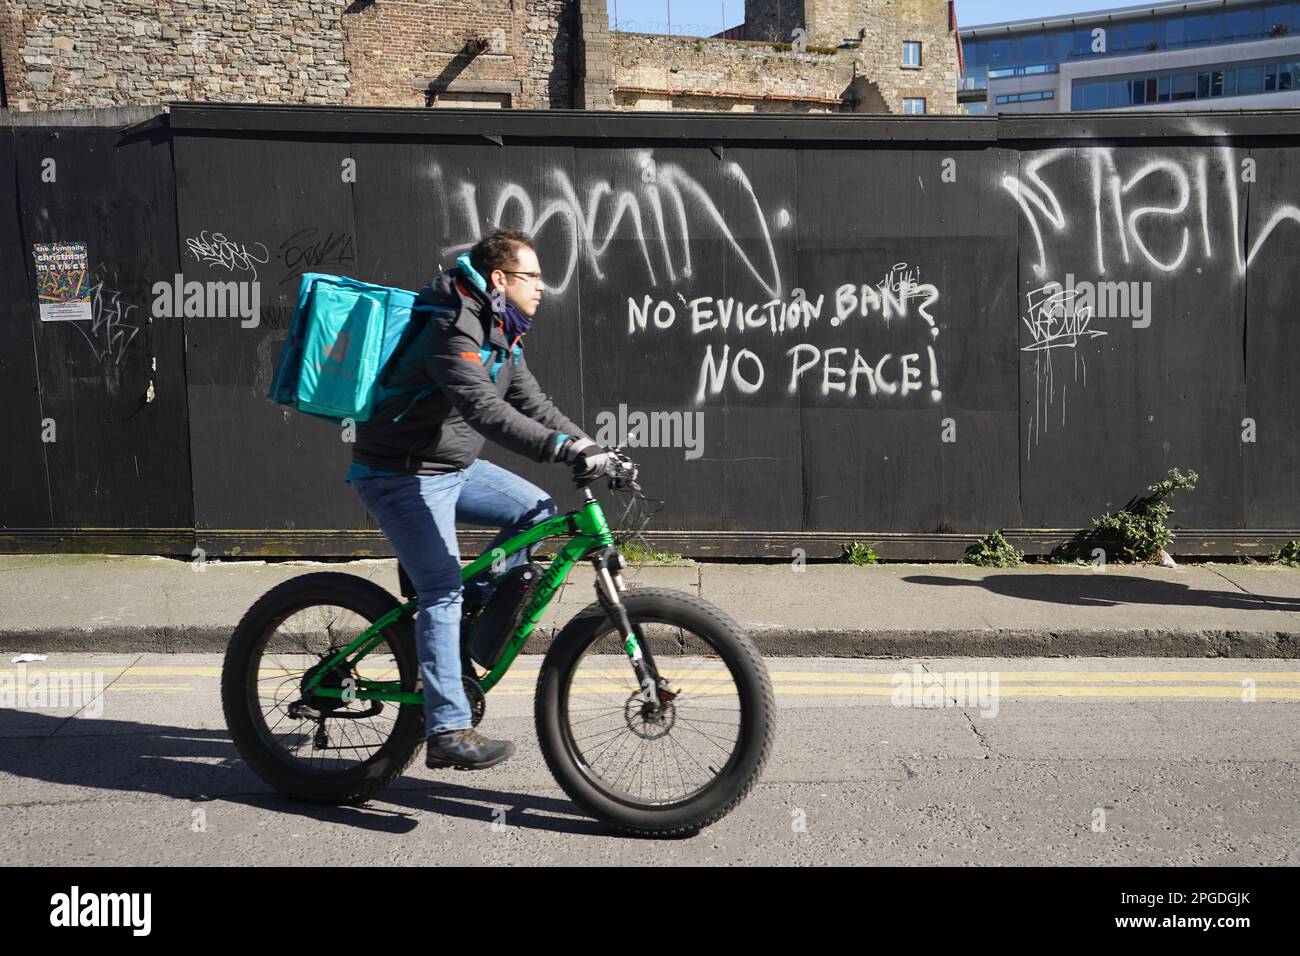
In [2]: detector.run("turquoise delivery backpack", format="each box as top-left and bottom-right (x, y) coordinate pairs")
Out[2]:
(268, 273), (429, 425)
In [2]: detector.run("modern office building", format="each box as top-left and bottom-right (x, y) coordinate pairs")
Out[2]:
(958, 0), (1300, 113)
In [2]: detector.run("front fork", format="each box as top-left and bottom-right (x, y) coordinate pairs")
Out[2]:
(590, 545), (670, 712)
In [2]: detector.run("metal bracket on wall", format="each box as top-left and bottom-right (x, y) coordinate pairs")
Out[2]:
(709, 143), (724, 160)
(482, 133), (503, 146)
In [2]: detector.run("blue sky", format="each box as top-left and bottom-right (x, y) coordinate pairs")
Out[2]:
(607, 1), (1127, 33)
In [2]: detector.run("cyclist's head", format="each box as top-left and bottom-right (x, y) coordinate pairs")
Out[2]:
(469, 228), (544, 318)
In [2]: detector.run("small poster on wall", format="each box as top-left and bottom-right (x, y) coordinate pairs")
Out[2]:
(33, 241), (92, 322)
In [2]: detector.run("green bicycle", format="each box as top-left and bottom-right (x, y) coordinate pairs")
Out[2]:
(221, 452), (775, 837)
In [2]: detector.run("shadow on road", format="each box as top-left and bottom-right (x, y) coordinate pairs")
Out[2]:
(0, 710), (615, 836)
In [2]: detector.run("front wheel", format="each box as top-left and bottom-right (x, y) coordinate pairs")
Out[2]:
(535, 588), (775, 837)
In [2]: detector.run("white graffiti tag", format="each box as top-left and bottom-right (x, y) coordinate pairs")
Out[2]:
(185, 231), (271, 281)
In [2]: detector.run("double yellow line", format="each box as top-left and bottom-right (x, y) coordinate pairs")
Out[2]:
(6, 667), (1298, 700)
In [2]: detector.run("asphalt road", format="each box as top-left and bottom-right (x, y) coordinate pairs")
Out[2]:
(2, 654), (1297, 865)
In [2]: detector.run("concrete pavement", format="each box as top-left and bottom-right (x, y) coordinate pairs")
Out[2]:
(1, 553), (1299, 657)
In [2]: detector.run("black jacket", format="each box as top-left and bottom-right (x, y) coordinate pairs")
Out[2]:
(351, 265), (587, 475)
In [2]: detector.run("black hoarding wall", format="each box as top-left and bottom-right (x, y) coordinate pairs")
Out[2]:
(1, 110), (192, 547)
(3, 104), (1300, 558)
(0, 123), (49, 529)
(1010, 141), (1256, 532)
(1242, 142), (1300, 529)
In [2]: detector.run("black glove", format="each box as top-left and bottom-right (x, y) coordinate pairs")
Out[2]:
(556, 436), (611, 484)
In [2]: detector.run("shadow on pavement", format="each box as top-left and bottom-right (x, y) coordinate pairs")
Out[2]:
(901, 573), (1300, 611)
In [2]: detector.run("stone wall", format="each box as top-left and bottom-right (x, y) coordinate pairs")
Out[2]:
(612, 33), (849, 111)
(0, 0), (953, 114)
(833, 0), (959, 115)
(743, 0), (803, 44)
(0, 0), (352, 110)
(342, 0), (576, 109)
(0, 0), (575, 111)
(734, 0), (960, 113)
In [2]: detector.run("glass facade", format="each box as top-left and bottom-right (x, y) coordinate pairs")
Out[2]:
(961, 1), (1300, 91)
(1070, 54), (1300, 108)
(994, 90), (1057, 104)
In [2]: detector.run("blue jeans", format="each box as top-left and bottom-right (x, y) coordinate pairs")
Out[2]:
(351, 458), (557, 734)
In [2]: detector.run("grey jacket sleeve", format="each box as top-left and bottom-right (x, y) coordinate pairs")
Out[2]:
(505, 349), (588, 442)
(424, 317), (566, 463)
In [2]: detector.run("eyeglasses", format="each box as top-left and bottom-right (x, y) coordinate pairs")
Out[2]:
(502, 271), (543, 283)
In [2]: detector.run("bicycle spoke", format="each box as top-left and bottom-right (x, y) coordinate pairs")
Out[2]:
(245, 601), (417, 776)
(563, 618), (748, 806)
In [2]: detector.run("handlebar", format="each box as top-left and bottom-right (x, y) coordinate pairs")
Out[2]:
(572, 445), (640, 492)
(603, 448), (640, 490)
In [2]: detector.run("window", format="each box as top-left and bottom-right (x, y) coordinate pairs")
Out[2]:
(990, 62), (1059, 78)
(1186, 14), (1212, 46)
(1166, 17), (1186, 49)
(987, 38), (1011, 67)
(1020, 34), (1045, 62)
(1127, 22), (1154, 50)
(903, 97), (926, 114)
(1241, 7), (1264, 38)
(1226, 9), (1258, 39)
(1238, 65), (1265, 93)
(996, 90), (1055, 104)
(1067, 55), (1300, 109)
(903, 41), (922, 66)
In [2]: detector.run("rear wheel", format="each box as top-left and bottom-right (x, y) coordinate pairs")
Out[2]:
(535, 588), (775, 837)
(221, 572), (425, 805)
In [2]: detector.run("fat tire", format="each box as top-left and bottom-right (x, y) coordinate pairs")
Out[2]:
(221, 572), (425, 805)
(534, 588), (775, 837)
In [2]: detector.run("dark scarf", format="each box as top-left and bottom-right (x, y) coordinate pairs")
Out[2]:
(498, 299), (532, 343)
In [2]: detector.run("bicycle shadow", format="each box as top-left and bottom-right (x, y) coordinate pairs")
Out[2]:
(901, 573), (1300, 611)
(0, 709), (617, 837)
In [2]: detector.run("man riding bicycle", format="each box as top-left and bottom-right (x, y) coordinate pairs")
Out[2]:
(346, 227), (613, 770)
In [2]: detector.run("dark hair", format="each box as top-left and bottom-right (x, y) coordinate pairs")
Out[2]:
(468, 227), (536, 280)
